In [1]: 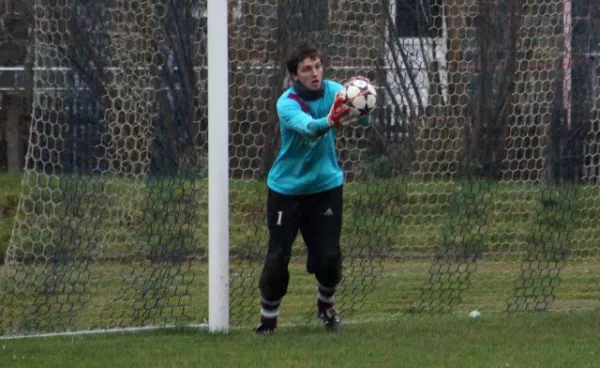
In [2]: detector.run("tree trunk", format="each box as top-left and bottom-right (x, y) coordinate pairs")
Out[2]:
(6, 95), (24, 172)
(261, 0), (288, 177)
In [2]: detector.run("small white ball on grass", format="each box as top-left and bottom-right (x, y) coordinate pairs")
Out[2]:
(469, 310), (481, 318)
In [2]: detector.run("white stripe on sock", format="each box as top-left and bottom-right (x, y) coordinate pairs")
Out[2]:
(318, 292), (335, 304)
(317, 282), (336, 293)
(260, 308), (280, 319)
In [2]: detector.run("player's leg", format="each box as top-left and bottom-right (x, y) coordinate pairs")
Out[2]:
(255, 188), (300, 335)
(299, 185), (343, 332)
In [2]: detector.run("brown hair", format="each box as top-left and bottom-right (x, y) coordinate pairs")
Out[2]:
(286, 42), (323, 77)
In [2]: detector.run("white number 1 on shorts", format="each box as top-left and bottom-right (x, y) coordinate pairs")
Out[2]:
(276, 211), (283, 226)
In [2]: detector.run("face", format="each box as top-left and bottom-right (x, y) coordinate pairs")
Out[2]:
(292, 56), (323, 91)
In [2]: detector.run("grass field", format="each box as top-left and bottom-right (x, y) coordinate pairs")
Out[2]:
(0, 173), (21, 251)
(1, 312), (599, 368)
(3, 171), (600, 259)
(1, 172), (600, 366)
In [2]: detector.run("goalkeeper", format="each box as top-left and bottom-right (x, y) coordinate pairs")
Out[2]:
(255, 42), (370, 335)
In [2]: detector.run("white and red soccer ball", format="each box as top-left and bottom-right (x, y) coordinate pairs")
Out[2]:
(338, 78), (378, 117)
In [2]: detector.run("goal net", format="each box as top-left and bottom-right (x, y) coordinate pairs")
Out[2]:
(2, 0), (600, 338)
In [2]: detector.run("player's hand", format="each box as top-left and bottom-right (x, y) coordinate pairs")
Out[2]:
(327, 97), (359, 127)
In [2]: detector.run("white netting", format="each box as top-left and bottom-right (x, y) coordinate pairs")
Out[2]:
(1, 0), (209, 335)
(2, 0), (600, 338)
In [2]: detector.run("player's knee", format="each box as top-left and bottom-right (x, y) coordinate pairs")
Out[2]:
(322, 249), (342, 266)
(259, 248), (291, 299)
(316, 250), (342, 286)
(263, 247), (291, 272)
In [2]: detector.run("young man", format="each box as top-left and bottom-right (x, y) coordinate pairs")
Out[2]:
(255, 43), (370, 335)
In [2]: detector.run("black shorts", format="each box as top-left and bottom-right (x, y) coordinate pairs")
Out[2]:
(266, 185), (343, 273)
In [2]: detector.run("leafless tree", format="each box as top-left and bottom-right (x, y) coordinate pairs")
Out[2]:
(0, 0), (33, 172)
(464, 0), (521, 179)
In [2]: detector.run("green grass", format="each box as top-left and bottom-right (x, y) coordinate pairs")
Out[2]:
(1, 312), (599, 368)
(0, 173), (22, 253)
(1, 172), (600, 366)
(3, 172), (600, 259)
(1, 174), (600, 322)
(1, 259), (598, 336)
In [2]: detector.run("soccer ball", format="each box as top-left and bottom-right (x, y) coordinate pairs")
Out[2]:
(338, 78), (377, 116)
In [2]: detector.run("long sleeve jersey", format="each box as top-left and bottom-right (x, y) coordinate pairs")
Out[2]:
(267, 80), (368, 195)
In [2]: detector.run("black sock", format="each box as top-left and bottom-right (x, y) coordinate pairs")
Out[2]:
(260, 295), (281, 328)
(317, 282), (336, 312)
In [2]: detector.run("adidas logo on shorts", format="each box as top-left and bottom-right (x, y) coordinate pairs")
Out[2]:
(323, 208), (334, 216)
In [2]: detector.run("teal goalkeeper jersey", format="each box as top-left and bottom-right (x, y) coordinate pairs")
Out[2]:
(267, 80), (368, 195)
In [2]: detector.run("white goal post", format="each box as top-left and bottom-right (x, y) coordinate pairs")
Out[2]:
(207, 0), (230, 333)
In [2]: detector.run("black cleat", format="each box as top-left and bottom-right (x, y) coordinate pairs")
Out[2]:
(319, 308), (342, 333)
(254, 322), (275, 336)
